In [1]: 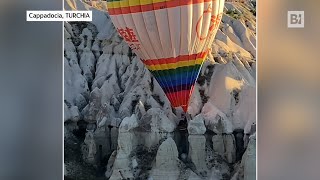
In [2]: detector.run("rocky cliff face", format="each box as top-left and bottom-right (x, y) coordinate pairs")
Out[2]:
(64, 2), (256, 180)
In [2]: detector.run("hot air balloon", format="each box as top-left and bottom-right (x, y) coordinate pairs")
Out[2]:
(79, 0), (225, 112)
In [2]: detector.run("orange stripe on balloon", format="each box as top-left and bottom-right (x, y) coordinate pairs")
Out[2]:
(109, 0), (214, 15)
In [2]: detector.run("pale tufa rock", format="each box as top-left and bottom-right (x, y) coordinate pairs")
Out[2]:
(187, 114), (207, 135)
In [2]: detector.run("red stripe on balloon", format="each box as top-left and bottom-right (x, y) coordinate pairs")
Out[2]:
(165, 87), (194, 109)
(142, 52), (208, 66)
(109, 0), (214, 15)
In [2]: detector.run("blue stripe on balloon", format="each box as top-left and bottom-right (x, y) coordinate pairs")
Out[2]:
(157, 71), (199, 88)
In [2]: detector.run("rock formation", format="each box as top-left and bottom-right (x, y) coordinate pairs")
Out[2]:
(150, 138), (180, 180)
(231, 133), (256, 180)
(212, 134), (237, 164)
(243, 134), (256, 180)
(187, 115), (207, 172)
(187, 114), (207, 135)
(188, 135), (207, 171)
(109, 115), (138, 179)
(81, 131), (96, 164)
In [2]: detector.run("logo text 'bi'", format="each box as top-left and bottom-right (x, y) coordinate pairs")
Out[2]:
(288, 11), (304, 28)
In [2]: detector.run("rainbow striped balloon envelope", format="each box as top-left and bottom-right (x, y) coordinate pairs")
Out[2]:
(83, 0), (225, 112)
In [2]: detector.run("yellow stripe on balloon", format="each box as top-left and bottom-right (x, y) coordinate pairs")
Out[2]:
(146, 58), (204, 71)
